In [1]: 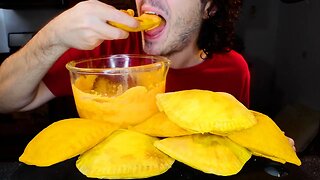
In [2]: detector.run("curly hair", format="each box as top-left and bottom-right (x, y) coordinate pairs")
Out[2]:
(198, 0), (243, 59)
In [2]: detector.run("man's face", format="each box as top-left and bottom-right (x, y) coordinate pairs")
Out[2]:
(135, 0), (205, 57)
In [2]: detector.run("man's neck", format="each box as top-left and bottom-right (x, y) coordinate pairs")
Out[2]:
(166, 44), (204, 69)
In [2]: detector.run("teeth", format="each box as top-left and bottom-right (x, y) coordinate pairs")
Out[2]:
(144, 11), (157, 15)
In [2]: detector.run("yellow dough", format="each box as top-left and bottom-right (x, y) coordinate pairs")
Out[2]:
(109, 9), (162, 32)
(154, 134), (252, 176)
(130, 111), (195, 137)
(19, 118), (117, 167)
(76, 129), (174, 179)
(156, 90), (257, 134)
(227, 110), (301, 166)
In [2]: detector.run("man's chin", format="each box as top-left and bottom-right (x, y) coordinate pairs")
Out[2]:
(142, 47), (162, 56)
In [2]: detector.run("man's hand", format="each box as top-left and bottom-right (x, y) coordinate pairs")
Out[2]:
(287, 136), (296, 152)
(43, 0), (139, 50)
(0, 0), (140, 113)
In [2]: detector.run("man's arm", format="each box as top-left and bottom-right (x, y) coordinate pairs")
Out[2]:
(0, 0), (138, 113)
(0, 28), (68, 113)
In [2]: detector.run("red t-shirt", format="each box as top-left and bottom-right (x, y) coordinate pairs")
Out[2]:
(43, 33), (251, 107)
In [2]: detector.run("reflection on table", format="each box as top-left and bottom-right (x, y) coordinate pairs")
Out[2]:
(9, 156), (312, 180)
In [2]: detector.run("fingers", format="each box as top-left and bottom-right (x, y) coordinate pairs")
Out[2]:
(104, 8), (139, 30)
(288, 137), (296, 152)
(93, 22), (130, 40)
(283, 131), (296, 152)
(48, 0), (138, 50)
(282, 131), (296, 152)
(86, 0), (138, 30)
(77, 1), (138, 39)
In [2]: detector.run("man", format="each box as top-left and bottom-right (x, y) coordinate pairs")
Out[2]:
(0, 0), (296, 150)
(0, 0), (246, 113)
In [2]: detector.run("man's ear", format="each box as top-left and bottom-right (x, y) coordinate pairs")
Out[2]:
(203, 1), (217, 19)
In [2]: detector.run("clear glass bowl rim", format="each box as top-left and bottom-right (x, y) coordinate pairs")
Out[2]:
(66, 54), (171, 75)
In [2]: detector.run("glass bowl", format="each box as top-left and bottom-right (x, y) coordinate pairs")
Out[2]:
(66, 54), (170, 128)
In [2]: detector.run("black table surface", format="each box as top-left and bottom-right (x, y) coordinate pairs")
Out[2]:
(8, 156), (314, 180)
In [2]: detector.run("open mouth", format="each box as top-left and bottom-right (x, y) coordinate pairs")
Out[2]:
(143, 11), (166, 38)
(144, 11), (163, 19)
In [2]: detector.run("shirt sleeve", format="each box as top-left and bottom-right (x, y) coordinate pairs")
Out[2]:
(229, 50), (251, 108)
(239, 59), (251, 108)
(221, 50), (251, 108)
